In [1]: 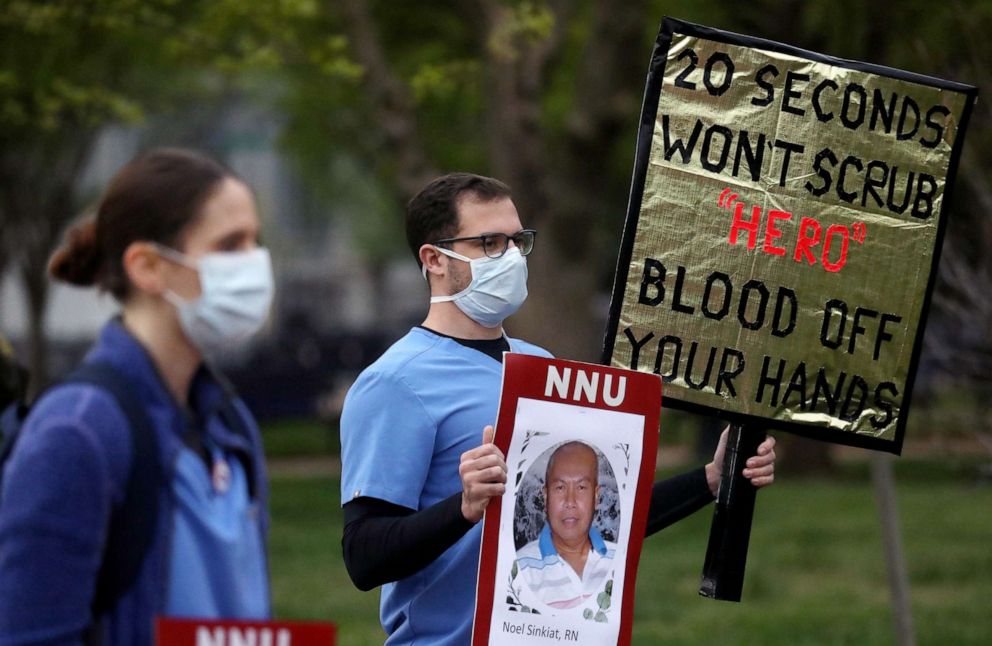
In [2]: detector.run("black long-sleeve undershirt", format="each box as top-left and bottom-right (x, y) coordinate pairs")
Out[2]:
(342, 493), (472, 591)
(644, 467), (714, 535)
(341, 466), (715, 591)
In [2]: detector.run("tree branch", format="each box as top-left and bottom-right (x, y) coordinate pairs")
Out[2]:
(475, 0), (553, 221)
(564, 0), (648, 144)
(336, 0), (436, 198)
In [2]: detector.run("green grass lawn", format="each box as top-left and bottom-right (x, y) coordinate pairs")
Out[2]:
(266, 458), (992, 645)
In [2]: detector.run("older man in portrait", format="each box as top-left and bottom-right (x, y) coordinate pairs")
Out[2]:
(515, 441), (614, 615)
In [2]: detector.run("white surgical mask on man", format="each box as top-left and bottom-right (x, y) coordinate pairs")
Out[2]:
(427, 246), (528, 328)
(155, 244), (274, 354)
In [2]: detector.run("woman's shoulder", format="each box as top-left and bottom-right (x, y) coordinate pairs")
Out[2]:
(20, 382), (135, 477)
(27, 381), (131, 437)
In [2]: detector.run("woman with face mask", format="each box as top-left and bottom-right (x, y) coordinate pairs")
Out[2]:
(0, 148), (274, 645)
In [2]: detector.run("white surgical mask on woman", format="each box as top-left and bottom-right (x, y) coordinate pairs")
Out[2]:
(155, 244), (274, 354)
(427, 246), (528, 328)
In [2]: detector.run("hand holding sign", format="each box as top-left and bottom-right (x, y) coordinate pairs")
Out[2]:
(705, 428), (777, 495)
(460, 425), (508, 523)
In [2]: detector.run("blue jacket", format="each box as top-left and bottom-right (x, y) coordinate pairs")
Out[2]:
(0, 321), (270, 645)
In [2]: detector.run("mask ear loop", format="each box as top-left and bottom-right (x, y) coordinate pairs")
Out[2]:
(421, 244), (455, 280)
(150, 242), (199, 270)
(150, 242), (201, 306)
(162, 290), (191, 308)
(426, 245), (476, 303)
(422, 244), (472, 282)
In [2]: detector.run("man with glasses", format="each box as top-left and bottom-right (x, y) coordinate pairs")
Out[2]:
(339, 173), (776, 645)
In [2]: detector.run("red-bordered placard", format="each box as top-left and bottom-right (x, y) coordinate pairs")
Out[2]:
(155, 617), (336, 645)
(472, 354), (661, 646)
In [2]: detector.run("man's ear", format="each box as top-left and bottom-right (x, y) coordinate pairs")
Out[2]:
(122, 241), (167, 294)
(419, 244), (445, 282)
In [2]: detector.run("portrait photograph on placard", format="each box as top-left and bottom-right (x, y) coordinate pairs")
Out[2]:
(506, 406), (634, 624)
(473, 354), (661, 646)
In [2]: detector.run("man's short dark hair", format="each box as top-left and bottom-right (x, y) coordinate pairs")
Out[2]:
(405, 173), (512, 267)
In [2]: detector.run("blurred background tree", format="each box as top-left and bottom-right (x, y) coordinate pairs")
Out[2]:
(272, 0), (992, 469)
(1, 0), (989, 462)
(1, 0), (159, 388)
(0, 0), (288, 388)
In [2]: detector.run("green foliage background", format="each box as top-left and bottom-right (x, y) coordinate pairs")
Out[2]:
(266, 457), (992, 645)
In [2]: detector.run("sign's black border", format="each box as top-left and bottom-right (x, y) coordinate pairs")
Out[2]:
(601, 17), (979, 454)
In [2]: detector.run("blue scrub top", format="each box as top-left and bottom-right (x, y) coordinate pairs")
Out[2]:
(166, 439), (269, 618)
(340, 327), (551, 645)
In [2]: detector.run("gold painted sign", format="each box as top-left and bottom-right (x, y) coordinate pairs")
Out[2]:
(603, 18), (977, 453)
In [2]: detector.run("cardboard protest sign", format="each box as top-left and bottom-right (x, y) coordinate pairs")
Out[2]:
(472, 354), (660, 646)
(603, 17), (977, 453)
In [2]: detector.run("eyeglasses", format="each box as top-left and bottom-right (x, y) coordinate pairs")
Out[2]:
(432, 229), (537, 259)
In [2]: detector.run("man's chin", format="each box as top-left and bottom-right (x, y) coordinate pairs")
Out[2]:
(553, 524), (587, 543)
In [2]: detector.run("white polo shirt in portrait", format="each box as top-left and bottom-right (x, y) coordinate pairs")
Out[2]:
(515, 524), (616, 617)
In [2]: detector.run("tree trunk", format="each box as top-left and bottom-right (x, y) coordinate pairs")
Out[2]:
(21, 263), (49, 398)
(1, 131), (95, 396)
(338, 0), (437, 197)
(477, 0), (641, 362)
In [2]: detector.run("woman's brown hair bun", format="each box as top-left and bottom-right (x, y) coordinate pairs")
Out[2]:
(48, 217), (102, 287)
